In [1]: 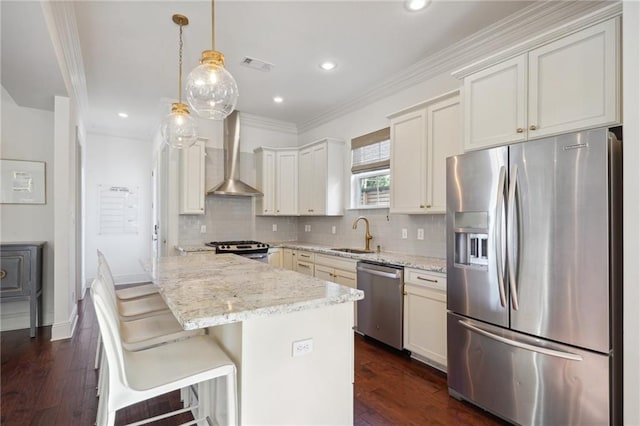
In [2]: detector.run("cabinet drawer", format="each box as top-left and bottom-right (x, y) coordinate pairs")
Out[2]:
(296, 250), (315, 263)
(314, 253), (356, 272)
(0, 251), (30, 297)
(404, 268), (446, 291)
(295, 260), (314, 276)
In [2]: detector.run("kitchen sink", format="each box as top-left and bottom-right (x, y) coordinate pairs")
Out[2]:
(330, 248), (375, 254)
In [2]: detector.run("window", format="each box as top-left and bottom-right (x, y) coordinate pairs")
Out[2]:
(350, 128), (390, 208)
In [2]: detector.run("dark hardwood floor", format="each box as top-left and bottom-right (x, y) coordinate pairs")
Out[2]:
(1, 297), (506, 425)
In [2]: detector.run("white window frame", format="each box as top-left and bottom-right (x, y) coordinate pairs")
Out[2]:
(350, 168), (390, 209)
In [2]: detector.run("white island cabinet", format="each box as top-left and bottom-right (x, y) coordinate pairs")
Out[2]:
(151, 254), (362, 425)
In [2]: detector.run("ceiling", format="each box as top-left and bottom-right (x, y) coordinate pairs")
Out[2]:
(1, 1), (534, 141)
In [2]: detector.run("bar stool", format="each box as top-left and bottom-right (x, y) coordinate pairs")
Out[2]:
(96, 250), (158, 301)
(91, 278), (237, 426)
(95, 251), (170, 370)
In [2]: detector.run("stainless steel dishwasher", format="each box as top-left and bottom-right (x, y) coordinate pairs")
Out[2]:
(356, 261), (404, 350)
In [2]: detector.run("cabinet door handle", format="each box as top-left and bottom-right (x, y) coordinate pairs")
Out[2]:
(264, 209), (268, 212)
(426, 205), (432, 208)
(403, 291), (408, 296)
(417, 276), (438, 283)
(0, 269), (6, 280)
(298, 264), (310, 268)
(516, 128), (524, 133)
(276, 210), (280, 213)
(419, 205), (425, 208)
(529, 125), (537, 131)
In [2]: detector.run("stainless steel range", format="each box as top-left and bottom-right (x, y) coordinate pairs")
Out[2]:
(205, 240), (269, 263)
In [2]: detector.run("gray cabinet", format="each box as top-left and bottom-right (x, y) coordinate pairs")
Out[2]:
(1, 242), (45, 337)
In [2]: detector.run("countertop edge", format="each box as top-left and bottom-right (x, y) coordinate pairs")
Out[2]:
(267, 242), (446, 274)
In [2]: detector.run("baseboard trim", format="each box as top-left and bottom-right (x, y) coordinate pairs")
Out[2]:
(50, 304), (78, 341)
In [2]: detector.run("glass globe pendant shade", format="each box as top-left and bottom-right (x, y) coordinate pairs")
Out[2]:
(185, 50), (239, 120)
(161, 103), (198, 149)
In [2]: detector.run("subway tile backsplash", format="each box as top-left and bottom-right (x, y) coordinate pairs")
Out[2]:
(178, 149), (446, 258)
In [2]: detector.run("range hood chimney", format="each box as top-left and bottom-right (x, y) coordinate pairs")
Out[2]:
(207, 110), (263, 197)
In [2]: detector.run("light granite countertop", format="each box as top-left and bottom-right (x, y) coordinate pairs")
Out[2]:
(268, 242), (447, 273)
(176, 242), (446, 273)
(150, 253), (364, 330)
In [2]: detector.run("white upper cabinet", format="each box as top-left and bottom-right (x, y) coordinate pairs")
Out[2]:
(461, 17), (620, 151)
(389, 90), (461, 214)
(298, 138), (344, 216)
(179, 140), (205, 215)
(276, 150), (298, 215)
(527, 18), (619, 139)
(255, 148), (276, 215)
(426, 95), (462, 213)
(463, 56), (527, 150)
(389, 108), (426, 214)
(255, 148), (298, 216)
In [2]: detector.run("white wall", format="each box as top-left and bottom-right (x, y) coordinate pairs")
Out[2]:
(298, 72), (459, 146)
(622, 1), (640, 424)
(51, 95), (78, 340)
(0, 86), (56, 331)
(85, 133), (152, 285)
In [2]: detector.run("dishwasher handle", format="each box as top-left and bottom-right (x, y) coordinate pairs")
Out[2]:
(357, 266), (402, 279)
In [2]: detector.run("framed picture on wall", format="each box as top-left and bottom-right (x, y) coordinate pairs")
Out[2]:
(0, 159), (46, 204)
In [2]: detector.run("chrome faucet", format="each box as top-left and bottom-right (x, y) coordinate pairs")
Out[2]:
(352, 216), (373, 252)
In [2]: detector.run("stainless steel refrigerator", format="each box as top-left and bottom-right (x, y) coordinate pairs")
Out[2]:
(446, 127), (622, 425)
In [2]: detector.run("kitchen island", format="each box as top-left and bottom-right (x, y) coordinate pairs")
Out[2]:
(150, 253), (364, 425)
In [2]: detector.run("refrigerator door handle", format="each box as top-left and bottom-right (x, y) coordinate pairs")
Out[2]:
(507, 164), (520, 311)
(495, 166), (507, 308)
(458, 320), (583, 361)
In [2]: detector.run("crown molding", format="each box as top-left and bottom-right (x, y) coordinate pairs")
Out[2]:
(40, 1), (89, 130)
(298, 1), (621, 134)
(452, 2), (622, 79)
(239, 112), (298, 134)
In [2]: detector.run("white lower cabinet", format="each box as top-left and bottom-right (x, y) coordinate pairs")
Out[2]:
(314, 254), (357, 326)
(313, 254), (357, 288)
(403, 269), (447, 371)
(294, 250), (315, 276)
(267, 248), (282, 267)
(282, 249), (295, 270)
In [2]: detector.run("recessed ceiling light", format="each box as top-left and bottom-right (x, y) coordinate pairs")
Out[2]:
(320, 61), (337, 71)
(273, 96), (283, 103)
(118, 112), (128, 118)
(406, 0), (430, 11)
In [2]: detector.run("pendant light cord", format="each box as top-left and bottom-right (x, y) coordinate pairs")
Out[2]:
(178, 22), (184, 103)
(211, 0), (216, 50)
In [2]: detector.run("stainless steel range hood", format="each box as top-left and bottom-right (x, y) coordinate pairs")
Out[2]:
(207, 110), (263, 196)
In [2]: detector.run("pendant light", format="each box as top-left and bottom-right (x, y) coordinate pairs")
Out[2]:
(185, 0), (239, 120)
(160, 14), (198, 149)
